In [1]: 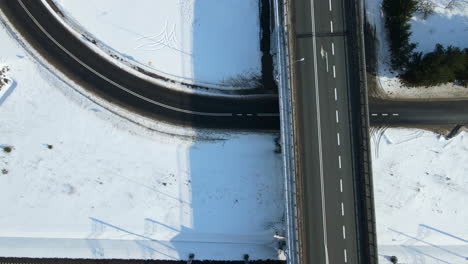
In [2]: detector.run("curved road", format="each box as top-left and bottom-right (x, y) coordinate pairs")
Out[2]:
(0, 0), (279, 130)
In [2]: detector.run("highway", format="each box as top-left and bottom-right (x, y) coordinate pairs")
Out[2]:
(0, 0), (279, 130)
(291, 0), (363, 263)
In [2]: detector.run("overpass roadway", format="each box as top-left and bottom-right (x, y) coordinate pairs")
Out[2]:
(291, 0), (363, 262)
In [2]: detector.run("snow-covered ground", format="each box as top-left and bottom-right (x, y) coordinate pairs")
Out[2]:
(365, 0), (468, 99)
(371, 128), (468, 263)
(0, 10), (285, 261)
(51, 0), (262, 91)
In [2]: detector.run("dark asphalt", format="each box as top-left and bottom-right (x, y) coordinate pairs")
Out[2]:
(292, 0), (361, 263)
(0, 0), (279, 130)
(370, 100), (468, 125)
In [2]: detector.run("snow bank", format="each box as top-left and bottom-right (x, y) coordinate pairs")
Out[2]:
(371, 128), (468, 263)
(52, 0), (262, 91)
(365, 0), (468, 100)
(0, 16), (285, 261)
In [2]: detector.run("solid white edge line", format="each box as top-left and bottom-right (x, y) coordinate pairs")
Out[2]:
(310, 0), (330, 262)
(18, 0), (231, 117)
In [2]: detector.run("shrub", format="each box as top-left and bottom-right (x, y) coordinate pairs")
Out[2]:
(402, 44), (468, 86)
(3, 146), (12, 153)
(1, 169), (8, 175)
(416, 0), (436, 19)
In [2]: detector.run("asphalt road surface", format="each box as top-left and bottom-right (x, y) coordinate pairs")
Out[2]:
(370, 100), (468, 125)
(0, 0), (279, 130)
(292, 0), (361, 263)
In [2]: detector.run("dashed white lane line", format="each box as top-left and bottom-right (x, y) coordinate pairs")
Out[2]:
(337, 132), (341, 146)
(342, 225), (346, 239)
(329, 0), (332, 11)
(335, 110), (339, 123)
(341, 202), (344, 216)
(340, 179), (343, 192)
(331, 42), (335, 55)
(330, 20), (334, 33)
(344, 249), (348, 263)
(371, 113), (378, 116)
(381, 113), (389, 116)
(338, 155), (342, 169)
(332, 65), (336, 78)
(334, 88), (337, 101)
(392, 113), (399, 116)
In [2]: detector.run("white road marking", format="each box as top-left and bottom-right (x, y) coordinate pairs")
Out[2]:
(342, 225), (346, 239)
(338, 155), (342, 168)
(18, 1), (234, 117)
(310, 0), (330, 262)
(246, 113), (254, 116)
(392, 113), (399, 116)
(341, 202), (344, 216)
(333, 65), (336, 78)
(382, 113), (389, 116)
(371, 113), (378, 116)
(236, 114), (243, 116)
(326, 52), (329, 72)
(330, 20), (334, 33)
(334, 88), (337, 101)
(329, 0), (332, 11)
(331, 42), (335, 55)
(336, 110), (339, 123)
(337, 132), (341, 146)
(340, 179), (343, 192)
(344, 249), (348, 263)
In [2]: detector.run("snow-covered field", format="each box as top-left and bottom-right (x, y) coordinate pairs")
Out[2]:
(52, 0), (262, 91)
(0, 8), (284, 261)
(365, 0), (468, 99)
(371, 128), (468, 263)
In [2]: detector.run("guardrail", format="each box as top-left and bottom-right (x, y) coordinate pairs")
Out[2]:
(271, 0), (300, 264)
(344, 0), (379, 263)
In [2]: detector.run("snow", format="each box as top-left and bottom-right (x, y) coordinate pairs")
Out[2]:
(371, 127), (468, 263)
(365, 0), (468, 100)
(0, 11), (285, 261)
(52, 0), (262, 90)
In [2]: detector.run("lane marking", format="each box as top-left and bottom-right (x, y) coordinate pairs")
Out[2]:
(326, 52), (329, 72)
(371, 113), (378, 116)
(342, 225), (346, 239)
(341, 202), (344, 216)
(329, 0), (332, 11)
(17, 0), (235, 118)
(330, 20), (334, 33)
(340, 179), (343, 192)
(331, 42), (335, 55)
(310, 0), (330, 262)
(333, 65), (336, 78)
(392, 113), (399, 116)
(382, 113), (389, 116)
(335, 110), (339, 123)
(334, 88), (337, 101)
(344, 249), (348, 263)
(337, 132), (341, 146)
(338, 155), (342, 169)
